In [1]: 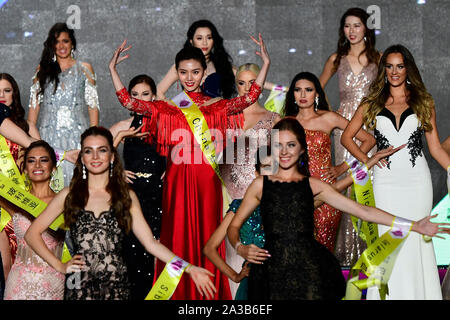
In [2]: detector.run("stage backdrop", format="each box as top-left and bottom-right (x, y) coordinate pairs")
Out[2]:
(0, 0), (449, 207)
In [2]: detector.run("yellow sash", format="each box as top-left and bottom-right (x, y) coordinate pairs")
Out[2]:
(343, 157), (412, 300)
(171, 91), (231, 215)
(145, 256), (191, 300)
(264, 85), (287, 115)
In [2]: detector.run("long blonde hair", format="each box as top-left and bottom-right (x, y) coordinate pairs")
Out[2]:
(362, 44), (433, 131)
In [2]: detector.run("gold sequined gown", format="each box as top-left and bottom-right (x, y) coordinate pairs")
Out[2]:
(333, 56), (377, 266)
(305, 129), (342, 252)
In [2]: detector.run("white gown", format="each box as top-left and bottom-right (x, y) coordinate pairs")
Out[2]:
(367, 107), (442, 300)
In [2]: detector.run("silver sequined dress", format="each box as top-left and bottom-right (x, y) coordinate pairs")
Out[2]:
(29, 60), (99, 186)
(333, 56), (377, 267)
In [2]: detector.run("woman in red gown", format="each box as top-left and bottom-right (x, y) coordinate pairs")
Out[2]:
(109, 35), (270, 300)
(282, 72), (375, 252)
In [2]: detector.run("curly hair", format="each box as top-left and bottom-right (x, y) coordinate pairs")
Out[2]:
(361, 44), (433, 132)
(184, 20), (236, 98)
(63, 126), (132, 232)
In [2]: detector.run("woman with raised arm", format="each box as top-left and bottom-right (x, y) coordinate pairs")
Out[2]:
(109, 34), (270, 300)
(3, 141), (65, 300)
(283, 72), (375, 252)
(227, 117), (449, 300)
(219, 63), (279, 297)
(109, 74), (166, 300)
(319, 7), (381, 266)
(27, 22), (100, 186)
(24, 127), (215, 300)
(157, 19), (236, 100)
(341, 44), (450, 300)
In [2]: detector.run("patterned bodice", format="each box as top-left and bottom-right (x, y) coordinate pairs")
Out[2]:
(13, 212), (63, 267)
(220, 111), (278, 199)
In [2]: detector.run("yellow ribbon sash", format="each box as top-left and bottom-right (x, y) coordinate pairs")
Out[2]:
(264, 85), (287, 115)
(343, 156), (412, 300)
(171, 91), (231, 214)
(145, 256), (190, 300)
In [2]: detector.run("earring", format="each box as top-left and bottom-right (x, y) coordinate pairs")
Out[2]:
(384, 75), (388, 84)
(109, 161), (113, 177)
(364, 36), (367, 42)
(70, 48), (74, 59)
(82, 164), (86, 180)
(406, 78), (411, 85)
(52, 53), (57, 62)
(314, 96), (319, 112)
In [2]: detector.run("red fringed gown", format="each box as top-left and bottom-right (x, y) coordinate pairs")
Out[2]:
(116, 83), (261, 300)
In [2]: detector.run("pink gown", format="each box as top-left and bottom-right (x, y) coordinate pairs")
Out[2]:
(4, 212), (65, 300)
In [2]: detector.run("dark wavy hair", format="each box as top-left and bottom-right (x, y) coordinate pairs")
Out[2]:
(37, 22), (77, 95)
(184, 20), (236, 98)
(362, 44), (433, 131)
(63, 126), (132, 232)
(283, 72), (331, 117)
(272, 117), (310, 177)
(21, 140), (57, 173)
(128, 74), (157, 96)
(333, 8), (379, 72)
(0, 73), (29, 132)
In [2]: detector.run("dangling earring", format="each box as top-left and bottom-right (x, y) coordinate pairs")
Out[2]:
(364, 36), (367, 42)
(406, 77), (411, 85)
(109, 161), (113, 177)
(314, 96), (319, 112)
(70, 48), (74, 59)
(52, 53), (57, 62)
(384, 75), (388, 84)
(82, 164), (86, 180)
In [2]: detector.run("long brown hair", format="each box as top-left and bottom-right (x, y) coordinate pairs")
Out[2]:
(333, 7), (379, 72)
(272, 117), (310, 177)
(63, 127), (132, 232)
(362, 44), (433, 131)
(0, 73), (29, 132)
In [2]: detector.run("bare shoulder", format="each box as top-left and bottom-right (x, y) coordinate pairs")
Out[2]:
(81, 61), (95, 73)
(327, 52), (338, 64)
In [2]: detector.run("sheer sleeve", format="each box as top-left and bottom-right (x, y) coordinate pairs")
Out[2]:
(116, 87), (153, 116)
(81, 64), (100, 110)
(29, 72), (42, 110)
(0, 103), (11, 126)
(224, 82), (261, 115)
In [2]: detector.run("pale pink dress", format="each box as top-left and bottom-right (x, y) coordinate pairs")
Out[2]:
(4, 212), (65, 300)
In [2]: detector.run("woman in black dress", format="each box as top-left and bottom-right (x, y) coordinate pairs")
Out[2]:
(110, 74), (165, 299)
(227, 117), (449, 300)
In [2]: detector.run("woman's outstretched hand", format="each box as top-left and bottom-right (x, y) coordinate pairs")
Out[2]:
(109, 39), (132, 71)
(413, 214), (450, 238)
(186, 265), (217, 300)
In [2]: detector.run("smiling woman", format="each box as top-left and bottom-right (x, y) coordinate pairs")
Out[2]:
(109, 34), (270, 300)
(341, 44), (450, 300)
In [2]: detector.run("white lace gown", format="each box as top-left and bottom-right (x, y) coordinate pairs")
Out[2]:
(367, 108), (442, 300)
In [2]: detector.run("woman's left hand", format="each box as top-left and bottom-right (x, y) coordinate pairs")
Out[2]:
(250, 33), (270, 66)
(109, 39), (132, 71)
(414, 214), (450, 238)
(186, 265), (217, 300)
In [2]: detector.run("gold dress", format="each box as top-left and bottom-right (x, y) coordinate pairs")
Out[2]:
(333, 56), (377, 266)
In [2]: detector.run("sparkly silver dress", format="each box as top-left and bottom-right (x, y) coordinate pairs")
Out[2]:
(29, 60), (99, 186)
(333, 56), (377, 267)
